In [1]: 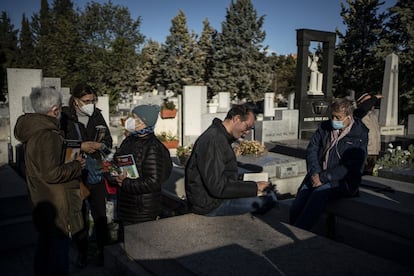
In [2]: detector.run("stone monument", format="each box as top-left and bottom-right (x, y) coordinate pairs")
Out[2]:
(379, 53), (404, 135)
(295, 29), (336, 139)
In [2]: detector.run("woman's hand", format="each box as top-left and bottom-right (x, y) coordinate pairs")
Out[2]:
(81, 141), (103, 154)
(114, 171), (127, 187)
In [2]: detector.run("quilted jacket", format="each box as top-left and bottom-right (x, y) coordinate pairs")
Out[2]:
(114, 133), (172, 224)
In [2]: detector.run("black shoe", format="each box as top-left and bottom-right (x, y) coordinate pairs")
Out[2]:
(97, 250), (104, 267)
(76, 253), (88, 268)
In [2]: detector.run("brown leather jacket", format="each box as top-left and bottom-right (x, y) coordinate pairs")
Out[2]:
(14, 113), (83, 237)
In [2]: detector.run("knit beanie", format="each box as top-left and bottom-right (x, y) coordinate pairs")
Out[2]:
(132, 104), (160, 127)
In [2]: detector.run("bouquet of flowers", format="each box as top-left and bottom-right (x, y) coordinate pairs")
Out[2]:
(234, 140), (266, 156)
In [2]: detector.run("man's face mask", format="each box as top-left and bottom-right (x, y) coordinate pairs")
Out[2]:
(331, 116), (348, 130)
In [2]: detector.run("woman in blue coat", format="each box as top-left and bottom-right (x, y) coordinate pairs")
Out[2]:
(290, 98), (368, 231)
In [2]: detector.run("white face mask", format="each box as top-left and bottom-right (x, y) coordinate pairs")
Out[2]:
(80, 103), (95, 116)
(125, 117), (136, 132)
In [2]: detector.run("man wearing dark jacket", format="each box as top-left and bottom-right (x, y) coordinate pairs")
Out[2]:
(289, 98), (368, 230)
(185, 104), (272, 216)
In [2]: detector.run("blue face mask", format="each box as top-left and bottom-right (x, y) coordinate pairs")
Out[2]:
(331, 117), (348, 130)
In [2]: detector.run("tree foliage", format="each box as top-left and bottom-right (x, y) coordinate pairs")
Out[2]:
(199, 18), (217, 99)
(15, 14), (36, 68)
(209, 0), (270, 102)
(381, 0), (414, 119)
(136, 40), (161, 94)
(0, 12), (18, 102)
(77, 1), (144, 110)
(334, 0), (386, 99)
(268, 53), (296, 99)
(156, 10), (203, 95)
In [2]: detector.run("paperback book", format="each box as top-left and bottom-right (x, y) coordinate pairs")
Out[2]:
(62, 139), (82, 163)
(114, 154), (139, 179)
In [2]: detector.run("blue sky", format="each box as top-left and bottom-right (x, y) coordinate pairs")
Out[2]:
(1, 0), (397, 55)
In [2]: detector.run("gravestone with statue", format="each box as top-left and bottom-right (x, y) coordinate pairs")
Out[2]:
(295, 29), (336, 139)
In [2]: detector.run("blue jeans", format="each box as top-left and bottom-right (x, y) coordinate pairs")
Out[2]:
(206, 192), (277, 216)
(34, 233), (70, 276)
(289, 181), (341, 230)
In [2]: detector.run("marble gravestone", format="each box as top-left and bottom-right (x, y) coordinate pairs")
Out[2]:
(379, 53), (404, 135)
(7, 68), (42, 161)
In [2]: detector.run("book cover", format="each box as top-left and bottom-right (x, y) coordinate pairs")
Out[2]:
(115, 154), (139, 179)
(62, 139), (82, 163)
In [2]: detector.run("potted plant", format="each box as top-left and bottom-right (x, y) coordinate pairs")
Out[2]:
(157, 131), (179, 149)
(160, 100), (177, 119)
(176, 145), (192, 166)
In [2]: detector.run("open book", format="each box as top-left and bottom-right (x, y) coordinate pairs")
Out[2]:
(62, 139), (82, 163)
(243, 172), (268, 182)
(114, 154), (139, 179)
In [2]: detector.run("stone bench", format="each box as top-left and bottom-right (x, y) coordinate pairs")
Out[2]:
(267, 175), (414, 268)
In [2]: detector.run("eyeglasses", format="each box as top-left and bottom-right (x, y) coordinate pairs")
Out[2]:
(242, 121), (254, 131)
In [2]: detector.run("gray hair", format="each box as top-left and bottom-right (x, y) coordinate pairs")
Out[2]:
(330, 98), (355, 116)
(30, 87), (62, 114)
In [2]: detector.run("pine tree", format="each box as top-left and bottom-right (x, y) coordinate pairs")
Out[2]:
(34, 0), (52, 70)
(198, 18), (217, 99)
(209, 0), (270, 102)
(45, 0), (80, 88)
(156, 10), (203, 95)
(136, 40), (161, 94)
(334, 0), (386, 99)
(0, 12), (18, 102)
(16, 14), (36, 68)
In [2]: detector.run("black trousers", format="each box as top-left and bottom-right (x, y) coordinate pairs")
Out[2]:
(73, 180), (109, 258)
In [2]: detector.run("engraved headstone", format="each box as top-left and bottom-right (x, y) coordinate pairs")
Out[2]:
(254, 109), (298, 143)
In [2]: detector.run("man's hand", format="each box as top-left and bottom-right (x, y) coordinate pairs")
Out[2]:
(311, 173), (322, 188)
(256, 181), (270, 196)
(74, 152), (86, 169)
(81, 141), (103, 154)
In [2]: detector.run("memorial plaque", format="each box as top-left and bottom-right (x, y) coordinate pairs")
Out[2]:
(254, 110), (298, 143)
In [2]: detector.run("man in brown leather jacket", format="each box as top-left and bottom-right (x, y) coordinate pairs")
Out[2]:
(14, 87), (86, 275)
